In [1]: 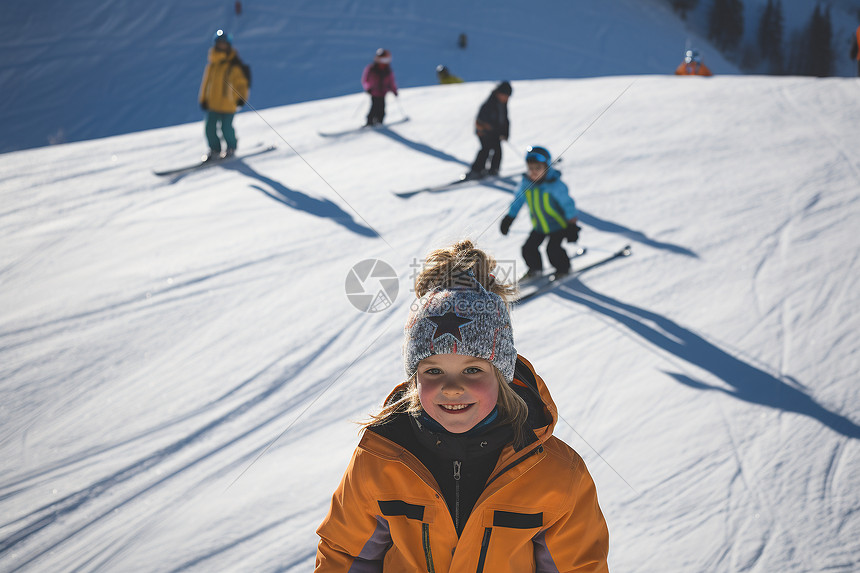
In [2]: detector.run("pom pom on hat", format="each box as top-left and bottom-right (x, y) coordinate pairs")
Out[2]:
(374, 48), (392, 64)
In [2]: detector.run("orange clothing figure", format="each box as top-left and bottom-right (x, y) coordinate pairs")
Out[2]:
(675, 50), (713, 76)
(675, 61), (713, 76)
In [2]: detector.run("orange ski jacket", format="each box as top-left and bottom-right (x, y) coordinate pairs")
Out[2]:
(198, 47), (250, 114)
(854, 26), (860, 61)
(315, 355), (609, 573)
(674, 61), (713, 76)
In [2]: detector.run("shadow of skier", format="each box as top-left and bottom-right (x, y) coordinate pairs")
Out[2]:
(373, 126), (471, 167)
(578, 210), (698, 258)
(552, 279), (860, 439)
(222, 159), (378, 238)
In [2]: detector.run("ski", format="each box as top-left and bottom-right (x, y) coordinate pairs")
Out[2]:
(153, 144), (276, 177)
(318, 116), (410, 138)
(513, 244), (632, 304)
(393, 171), (523, 198)
(514, 247), (586, 288)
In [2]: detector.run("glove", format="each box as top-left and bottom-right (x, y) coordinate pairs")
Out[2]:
(565, 222), (581, 242)
(394, 91), (399, 97)
(237, 97), (246, 107)
(500, 215), (514, 236)
(200, 101), (208, 111)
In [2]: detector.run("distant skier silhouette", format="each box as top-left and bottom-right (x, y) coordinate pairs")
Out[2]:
(436, 64), (463, 84)
(361, 48), (399, 126)
(675, 49), (713, 76)
(198, 30), (250, 161)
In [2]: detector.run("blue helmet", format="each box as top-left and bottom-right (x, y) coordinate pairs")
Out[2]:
(213, 29), (233, 45)
(525, 145), (551, 165)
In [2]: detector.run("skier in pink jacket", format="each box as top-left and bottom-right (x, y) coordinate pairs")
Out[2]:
(361, 48), (399, 126)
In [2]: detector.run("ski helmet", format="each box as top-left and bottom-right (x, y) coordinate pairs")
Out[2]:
(213, 29), (233, 45)
(374, 48), (392, 64)
(436, 64), (448, 75)
(685, 49), (700, 63)
(525, 145), (551, 165)
(495, 81), (513, 96)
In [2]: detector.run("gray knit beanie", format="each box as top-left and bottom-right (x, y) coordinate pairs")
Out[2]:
(403, 274), (516, 382)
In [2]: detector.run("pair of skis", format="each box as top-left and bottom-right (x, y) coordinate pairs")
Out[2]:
(317, 116), (411, 138)
(153, 144), (277, 177)
(513, 245), (632, 303)
(393, 171), (523, 198)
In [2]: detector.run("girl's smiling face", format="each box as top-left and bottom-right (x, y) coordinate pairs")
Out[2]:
(416, 354), (499, 433)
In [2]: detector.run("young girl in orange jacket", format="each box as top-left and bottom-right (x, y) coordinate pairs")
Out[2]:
(315, 240), (609, 572)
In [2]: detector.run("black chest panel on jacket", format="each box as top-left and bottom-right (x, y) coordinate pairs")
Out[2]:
(371, 413), (509, 536)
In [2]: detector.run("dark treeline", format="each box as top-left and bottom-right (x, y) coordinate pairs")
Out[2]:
(667, 0), (839, 77)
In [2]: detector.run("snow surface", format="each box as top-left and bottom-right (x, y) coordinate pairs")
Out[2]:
(2, 73), (860, 572)
(2, 2), (860, 573)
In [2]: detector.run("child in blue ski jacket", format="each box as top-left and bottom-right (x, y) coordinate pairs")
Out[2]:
(500, 146), (580, 280)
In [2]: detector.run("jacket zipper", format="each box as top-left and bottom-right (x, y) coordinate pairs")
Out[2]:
(475, 527), (493, 573)
(422, 523), (435, 573)
(453, 460), (462, 534)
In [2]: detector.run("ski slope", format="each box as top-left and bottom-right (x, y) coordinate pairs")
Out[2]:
(2, 73), (859, 571)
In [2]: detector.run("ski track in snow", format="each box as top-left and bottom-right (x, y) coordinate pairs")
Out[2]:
(1, 334), (350, 569)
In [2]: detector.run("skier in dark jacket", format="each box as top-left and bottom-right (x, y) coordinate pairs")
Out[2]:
(465, 81), (512, 180)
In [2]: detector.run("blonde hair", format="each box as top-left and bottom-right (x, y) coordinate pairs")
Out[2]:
(414, 239), (516, 301)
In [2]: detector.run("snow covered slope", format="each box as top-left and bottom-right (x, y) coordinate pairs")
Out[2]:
(1, 73), (859, 571)
(3, 0), (738, 154)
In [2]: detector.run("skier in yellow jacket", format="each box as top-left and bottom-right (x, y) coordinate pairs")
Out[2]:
(315, 240), (609, 572)
(436, 65), (464, 84)
(198, 30), (249, 161)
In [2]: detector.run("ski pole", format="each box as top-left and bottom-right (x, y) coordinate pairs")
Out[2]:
(503, 139), (520, 157)
(353, 95), (366, 118)
(395, 95), (409, 120)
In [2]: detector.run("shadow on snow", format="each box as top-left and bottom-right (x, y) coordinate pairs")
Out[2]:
(578, 210), (697, 258)
(221, 159), (378, 238)
(554, 279), (860, 439)
(0, 333), (345, 566)
(372, 125), (471, 167)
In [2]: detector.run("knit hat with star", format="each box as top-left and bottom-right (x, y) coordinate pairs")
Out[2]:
(403, 271), (517, 382)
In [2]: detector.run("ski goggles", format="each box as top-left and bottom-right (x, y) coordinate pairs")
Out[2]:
(525, 147), (550, 164)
